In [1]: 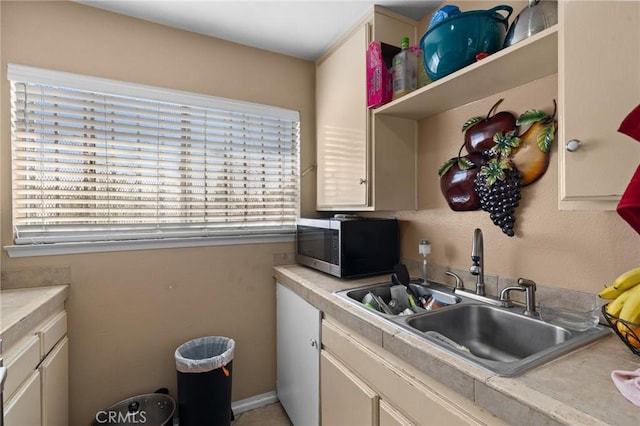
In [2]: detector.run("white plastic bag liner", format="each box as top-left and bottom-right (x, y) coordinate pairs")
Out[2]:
(175, 336), (235, 374)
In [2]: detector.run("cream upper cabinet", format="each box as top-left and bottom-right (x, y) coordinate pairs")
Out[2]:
(558, 0), (640, 209)
(316, 23), (370, 208)
(369, 1), (640, 212)
(316, 7), (417, 211)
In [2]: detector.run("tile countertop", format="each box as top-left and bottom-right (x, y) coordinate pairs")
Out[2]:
(0, 285), (69, 351)
(274, 264), (640, 426)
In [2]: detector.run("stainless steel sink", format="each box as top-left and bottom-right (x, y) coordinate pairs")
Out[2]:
(400, 303), (610, 376)
(334, 282), (610, 377)
(336, 281), (460, 318)
(405, 304), (571, 362)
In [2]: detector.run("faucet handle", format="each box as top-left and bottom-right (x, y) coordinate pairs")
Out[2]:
(517, 278), (540, 318)
(517, 278), (537, 290)
(446, 271), (465, 291)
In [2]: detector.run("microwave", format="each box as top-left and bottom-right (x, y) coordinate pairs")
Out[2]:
(295, 217), (399, 278)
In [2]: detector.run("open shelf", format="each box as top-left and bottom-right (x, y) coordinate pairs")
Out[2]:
(374, 25), (558, 120)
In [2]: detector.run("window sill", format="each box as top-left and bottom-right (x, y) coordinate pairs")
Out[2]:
(4, 233), (295, 258)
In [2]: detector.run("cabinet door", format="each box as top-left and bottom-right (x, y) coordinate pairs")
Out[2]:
(320, 350), (379, 426)
(316, 23), (370, 209)
(372, 10), (417, 46)
(276, 283), (321, 426)
(40, 337), (69, 426)
(559, 0), (640, 208)
(379, 400), (413, 426)
(3, 335), (39, 404)
(4, 370), (42, 426)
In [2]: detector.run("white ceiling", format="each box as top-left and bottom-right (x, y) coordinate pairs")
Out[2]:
(76, 0), (441, 61)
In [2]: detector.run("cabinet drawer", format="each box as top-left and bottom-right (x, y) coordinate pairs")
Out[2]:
(38, 311), (67, 358)
(4, 369), (42, 426)
(2, 335), (40, 403)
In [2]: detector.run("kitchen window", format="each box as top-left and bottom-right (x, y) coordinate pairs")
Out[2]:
(7, 64), (300, 257)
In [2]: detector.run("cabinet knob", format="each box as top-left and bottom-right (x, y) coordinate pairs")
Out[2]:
(566, 139), (581, 152)
(310, 339), (318, 348)
(359, 178), (367, 185)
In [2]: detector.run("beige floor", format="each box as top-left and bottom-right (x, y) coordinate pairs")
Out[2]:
(232, 402), (292, 426)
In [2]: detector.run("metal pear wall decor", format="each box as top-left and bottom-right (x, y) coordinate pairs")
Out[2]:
(438, 99), (557, 236)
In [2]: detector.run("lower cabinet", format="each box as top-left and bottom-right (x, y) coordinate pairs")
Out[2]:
(322, 349), (413, 426)
(321, 318), (505, 426)
(321, 350), (378, 426)
(4, 370), (42, 426)
(3, 308), (68, 426)
(276, 283), (321, 426)
(40, 337), (69, 425)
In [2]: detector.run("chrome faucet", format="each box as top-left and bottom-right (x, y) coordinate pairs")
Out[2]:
(470, 228), (485, 296)
(499, 278), (540, 318)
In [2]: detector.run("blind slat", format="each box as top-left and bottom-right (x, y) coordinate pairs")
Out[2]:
(9, 65), (300, 245)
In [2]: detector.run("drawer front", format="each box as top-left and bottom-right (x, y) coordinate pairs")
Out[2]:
(3, 335), (40, 403)
(39, 311), (67, 358)
(4, 369), (42, 426)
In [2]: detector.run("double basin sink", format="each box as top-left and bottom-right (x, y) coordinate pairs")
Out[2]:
(334, 281), (610, 377)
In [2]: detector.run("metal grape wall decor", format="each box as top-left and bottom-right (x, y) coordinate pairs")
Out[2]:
(439, 99), (557, 236)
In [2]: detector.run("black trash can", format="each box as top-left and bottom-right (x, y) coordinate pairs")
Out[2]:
(175, 336), (235, 426)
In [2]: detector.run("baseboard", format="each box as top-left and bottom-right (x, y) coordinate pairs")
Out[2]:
(231, 391), (279, 415)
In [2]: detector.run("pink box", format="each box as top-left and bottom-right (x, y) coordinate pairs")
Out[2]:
(367, 42), (398, 109)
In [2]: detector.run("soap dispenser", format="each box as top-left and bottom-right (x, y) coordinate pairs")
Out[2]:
(419, 239), (431, 283)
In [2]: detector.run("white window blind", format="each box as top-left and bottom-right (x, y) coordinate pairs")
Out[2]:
(8, 64), (300, 246)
